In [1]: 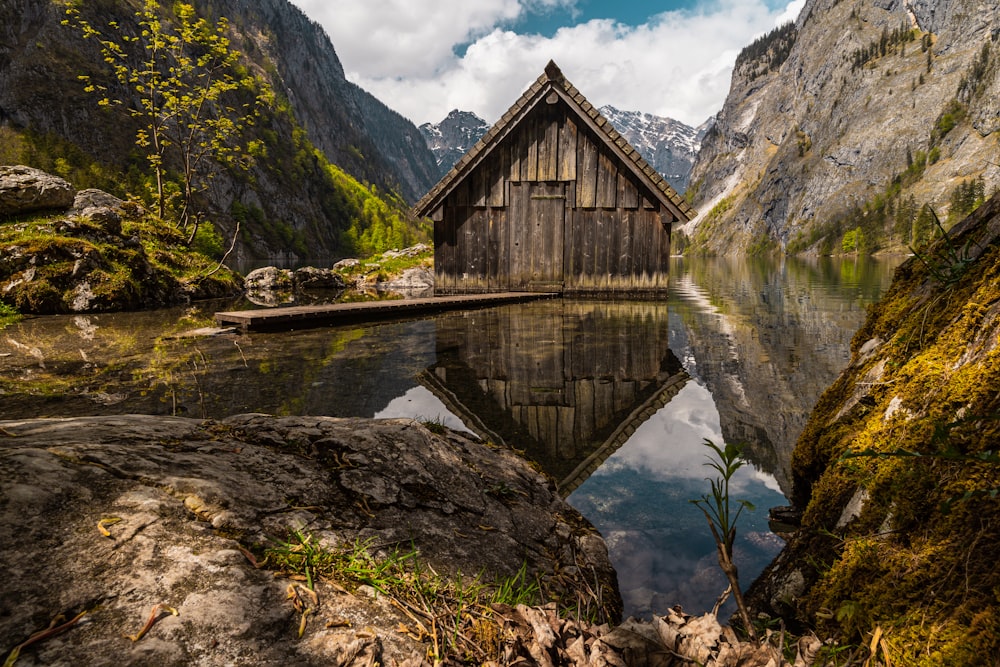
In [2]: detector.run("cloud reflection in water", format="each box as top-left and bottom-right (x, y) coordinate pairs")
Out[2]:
(568, 381), (787, 619)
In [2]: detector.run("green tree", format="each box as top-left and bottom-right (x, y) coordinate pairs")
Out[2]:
(912, 203), (939, 246)
(842, 227), (863, 253)
(64, 0), (273, 242)
(894, 194), (918, 244)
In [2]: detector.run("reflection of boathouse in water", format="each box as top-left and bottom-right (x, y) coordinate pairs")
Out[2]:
(419, 300), (689, 495)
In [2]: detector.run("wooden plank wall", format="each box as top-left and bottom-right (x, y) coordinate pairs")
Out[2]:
(562, 207), (671, 292)
(433, 101), (673, 294)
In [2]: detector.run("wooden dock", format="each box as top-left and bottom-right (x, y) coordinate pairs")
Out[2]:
(214, 292), (556, 332)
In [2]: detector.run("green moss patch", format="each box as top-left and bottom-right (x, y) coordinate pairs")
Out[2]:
(1, 212), (241, 314)
(771, 195), (1000, 663)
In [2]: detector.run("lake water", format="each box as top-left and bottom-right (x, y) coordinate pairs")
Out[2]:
(0, 254), (900, 619)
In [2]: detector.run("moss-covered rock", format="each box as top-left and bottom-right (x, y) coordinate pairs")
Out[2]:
(750, 194), (1000, 665)
(0, 167), (243, 314)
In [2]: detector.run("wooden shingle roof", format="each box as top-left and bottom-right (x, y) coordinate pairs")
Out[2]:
(412, 60), (695, 222)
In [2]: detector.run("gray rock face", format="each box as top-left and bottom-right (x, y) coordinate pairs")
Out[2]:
(0, 414), (620, 665)
(687, 0), (1000, 253)
(0, 165), (76, 216)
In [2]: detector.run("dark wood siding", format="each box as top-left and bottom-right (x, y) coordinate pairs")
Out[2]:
(433, 99), (673, 295)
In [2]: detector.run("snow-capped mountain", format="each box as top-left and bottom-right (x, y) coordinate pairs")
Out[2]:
(418, 110), (491, 180)
(420, 107), (705, 192)
(599, 105), (707, 192)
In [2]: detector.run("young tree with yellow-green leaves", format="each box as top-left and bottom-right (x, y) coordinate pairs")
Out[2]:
(63, 0), (274, 246)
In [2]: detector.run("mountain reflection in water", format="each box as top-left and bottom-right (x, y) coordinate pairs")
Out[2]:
(0, 255), (900, 619)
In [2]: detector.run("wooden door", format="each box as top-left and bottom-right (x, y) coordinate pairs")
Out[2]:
(508, 182), (565, 291)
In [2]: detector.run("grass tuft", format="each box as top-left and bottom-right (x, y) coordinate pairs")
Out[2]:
(257, 530), (562, 662)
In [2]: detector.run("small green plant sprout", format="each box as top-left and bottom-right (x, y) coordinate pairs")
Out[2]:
(691, 438), (758, 642)
(418, 416), (449, 435)
(908, 204), (978, 286)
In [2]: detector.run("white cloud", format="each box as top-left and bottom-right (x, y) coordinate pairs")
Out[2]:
(774, 0), (806, 26)
(291, 0), (804, 127)
(293, 0), (523, 77)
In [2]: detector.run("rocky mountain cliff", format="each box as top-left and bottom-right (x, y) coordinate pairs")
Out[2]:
(420, 106), (703, 191)
(205, 0), (439, 205)
(686, 0), (1000, 255)
(0, 0), (438, 262)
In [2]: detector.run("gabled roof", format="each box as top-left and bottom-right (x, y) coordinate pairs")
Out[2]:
(412, 60), (695, 222)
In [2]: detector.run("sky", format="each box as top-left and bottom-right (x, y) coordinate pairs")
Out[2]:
(289, 0), (805, 128)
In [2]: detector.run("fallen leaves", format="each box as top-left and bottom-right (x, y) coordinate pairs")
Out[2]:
(238, 545), (261, 568)
(126, 603), (178, 642)
(97, 516), (122, 538)
(287, 583), (319, 638)
(3, 603), (184, 663)
(488, 603), (820, 667)
(3, 611), (88, 667)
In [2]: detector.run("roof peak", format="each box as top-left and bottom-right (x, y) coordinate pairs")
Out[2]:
(412, 60), (695, 222)
(543, 60), (563, 82)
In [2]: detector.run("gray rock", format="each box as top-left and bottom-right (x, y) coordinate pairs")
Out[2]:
(0, 414), (621, 665)
(377, 266), (434, 291)
(332, 258), (361, 271)
(293, 266), (345, 290)
(244, 265), (294, 292)
(372, 267), (435, 298)
(0, 165), (76, 217)
(71, 188), (129, 235)
(72, 188), (125, 213)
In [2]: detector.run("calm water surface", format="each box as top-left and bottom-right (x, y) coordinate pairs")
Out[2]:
(0, 255), (900, 618)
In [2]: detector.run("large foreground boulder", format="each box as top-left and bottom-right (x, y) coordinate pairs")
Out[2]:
(0, 414), (620, 665)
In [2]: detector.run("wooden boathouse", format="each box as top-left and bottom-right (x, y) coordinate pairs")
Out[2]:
(412, 60), (694, 295)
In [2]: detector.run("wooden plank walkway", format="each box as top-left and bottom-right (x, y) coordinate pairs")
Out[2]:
(214, 292), (556, 332)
